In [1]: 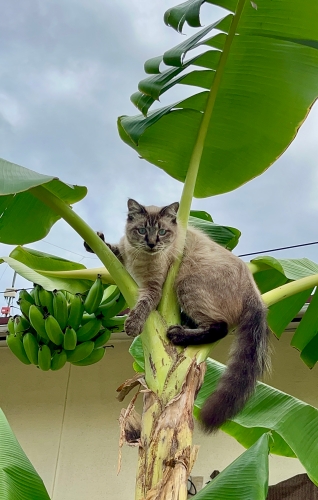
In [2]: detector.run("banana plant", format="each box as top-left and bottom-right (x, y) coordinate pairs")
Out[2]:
(0, 409), (50, 499)
(1, 0), (318, 499)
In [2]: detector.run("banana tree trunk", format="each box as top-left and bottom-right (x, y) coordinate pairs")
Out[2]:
(135, 359), (205, 499)
(118, 313), (210, 500)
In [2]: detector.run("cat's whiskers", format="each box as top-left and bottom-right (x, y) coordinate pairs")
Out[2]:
(130, 246), (143, 266)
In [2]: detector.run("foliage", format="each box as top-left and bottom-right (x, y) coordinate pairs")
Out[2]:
(0, 409), (50, 500)
(195, 359), (318, 485)
(0, 158), (86, 245)
(1, 0), (318, 498)
(118, 0), (318, 197)
(193, 433), (270, 500)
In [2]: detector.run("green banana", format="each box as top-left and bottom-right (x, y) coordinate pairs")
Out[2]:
(7, 317), (15, 336)
(71, 347), (106, 366)
(38, 345), (52, 371)
(97, 292), (127, 319)
(6, 334), (31, 365)
(67, 293), (84, 330)
(23, 332), (39, 365)
(18, 298), (33, 319)
(32, 284), (42, 307)
(14, 315), (31, 335)
(29, 305), (49, 341)
(63, 326), (77, 350)
(63, 291), (74, 302)
(81, 313), (97, 325)
(45, 314), (64, 346)
(76, 318), (102, 342)
(83, 275), (104, 314)
(66, 341), (94, 362)
(94, 328), (111, 348)
(19, 289), (35, 305)
(100, 285), (120, 305)
(101, 315), (127, 332)
(38, 287), (54, 315)
(51, 349), (67, 371)
(53, 290), (68, 330)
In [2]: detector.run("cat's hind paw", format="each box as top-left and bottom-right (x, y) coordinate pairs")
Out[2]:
(166, 325), (187, 345)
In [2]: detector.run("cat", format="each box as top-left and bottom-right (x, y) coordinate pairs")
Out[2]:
(84, 199), (271, 432)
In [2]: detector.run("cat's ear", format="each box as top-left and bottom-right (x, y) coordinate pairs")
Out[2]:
(127, 199), (146, 220)
(160, 202), (179, 219)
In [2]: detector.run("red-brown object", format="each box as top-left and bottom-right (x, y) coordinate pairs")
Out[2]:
(267, 474), (318, 500)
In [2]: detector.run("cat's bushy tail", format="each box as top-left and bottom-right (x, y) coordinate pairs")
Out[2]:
(200, 295), (271, 433)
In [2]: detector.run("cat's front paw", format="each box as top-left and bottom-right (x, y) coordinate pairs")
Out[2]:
(83, 232), (105, 253)
(166, 325), (187, 345)
(124, 310), (144, 338)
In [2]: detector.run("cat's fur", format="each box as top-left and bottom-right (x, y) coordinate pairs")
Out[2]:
(84, 199), (270, 432)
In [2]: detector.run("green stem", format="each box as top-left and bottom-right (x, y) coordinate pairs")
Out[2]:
(30, 185), (138, 308)
(177, 0), (246, 229)
(159, 0), (247, 321)
(37, 267), (116, 284)
(262, 274), (318, 307)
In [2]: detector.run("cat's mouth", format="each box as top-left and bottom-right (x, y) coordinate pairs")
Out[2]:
(144, 246), (160, 254)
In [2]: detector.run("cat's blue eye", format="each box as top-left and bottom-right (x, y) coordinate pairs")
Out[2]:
(138, 228), (146, 235)
(158, 229), (166, 235)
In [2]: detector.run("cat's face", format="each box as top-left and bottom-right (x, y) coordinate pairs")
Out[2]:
(125, 199), (179, 254)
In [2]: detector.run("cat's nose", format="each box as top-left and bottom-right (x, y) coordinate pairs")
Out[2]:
(148, 243), (155, 249)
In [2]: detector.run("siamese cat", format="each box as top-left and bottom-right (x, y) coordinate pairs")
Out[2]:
(84, 199), (270, 432)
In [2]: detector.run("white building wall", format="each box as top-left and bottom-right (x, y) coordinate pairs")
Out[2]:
(0, 332), (317, 499)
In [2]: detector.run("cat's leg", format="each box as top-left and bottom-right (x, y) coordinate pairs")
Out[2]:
(125, 281), (162, 338)
(83, 233), (122, 260)
(83, 232), (105, 253)
(167, 321), (228, 346)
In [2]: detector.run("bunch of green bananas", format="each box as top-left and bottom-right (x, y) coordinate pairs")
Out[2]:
(6, 276), (127, 370)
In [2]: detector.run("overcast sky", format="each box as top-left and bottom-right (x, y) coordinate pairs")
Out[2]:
(1, 0), (318, 303)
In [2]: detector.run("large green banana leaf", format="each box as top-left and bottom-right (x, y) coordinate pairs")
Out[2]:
(250, 256), (318, 368)
(189, 213), (241, 250)
(129, 338), (318, 484)
(194, 359), (318, 485)
(118, 0), (318, 197)
(0, 409), (50, 500)
(0, 158), (86, 244)
(0, 247), (92, 294)
(193, 433), (270, 500)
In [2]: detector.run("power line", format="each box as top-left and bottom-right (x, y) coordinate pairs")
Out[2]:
(1, 239), (318, 296)
(24, 238), (318, 261)
(0, 264), (8, 282)
(39, 240), (97, 259)
(238, 240), (318, 258)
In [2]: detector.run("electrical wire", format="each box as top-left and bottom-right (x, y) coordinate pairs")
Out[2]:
(0, 264), (8, 282)
(39, 240), (97, 259)
(1, 239), (318, 296)
(187, 477), (197, 496)
(238, 240), (318, 257)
